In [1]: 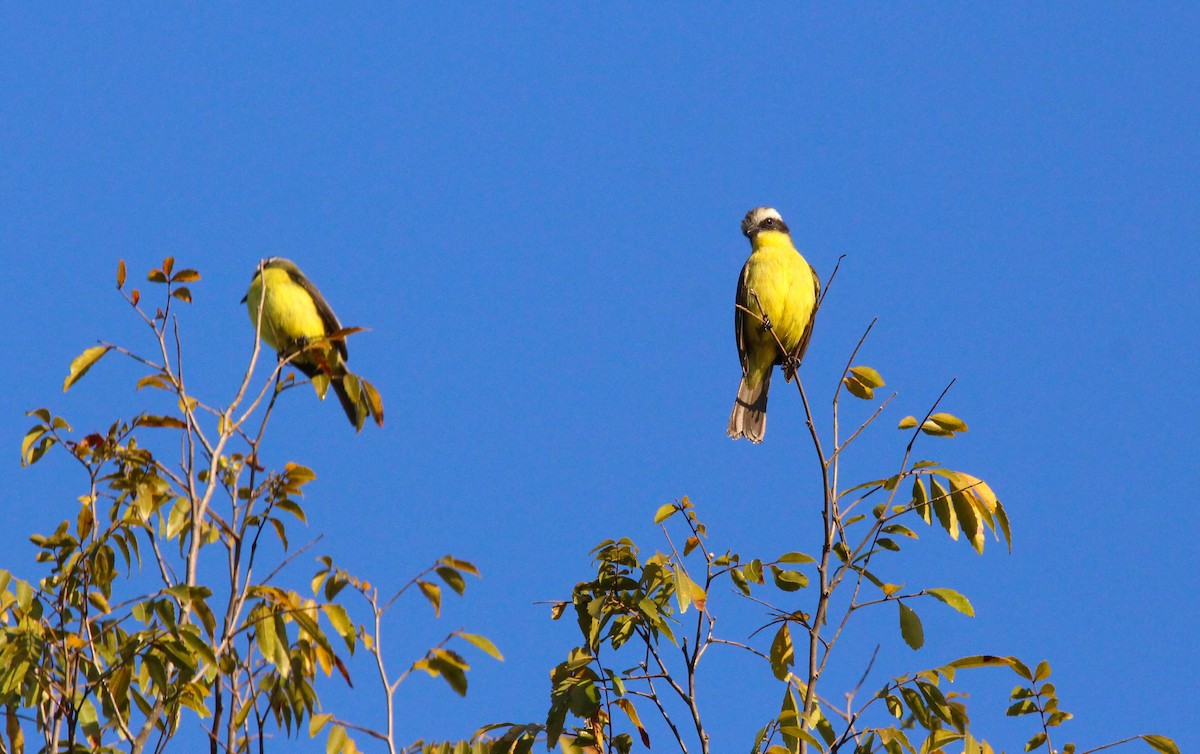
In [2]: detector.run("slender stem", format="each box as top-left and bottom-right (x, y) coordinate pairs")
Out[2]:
(795, 376), (834, 754)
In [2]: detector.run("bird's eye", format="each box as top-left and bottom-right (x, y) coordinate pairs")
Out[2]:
(762, 218), (775, 227)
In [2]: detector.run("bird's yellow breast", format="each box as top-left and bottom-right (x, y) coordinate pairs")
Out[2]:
(246, 267), (328, 353)
(742, 231), (816, 358)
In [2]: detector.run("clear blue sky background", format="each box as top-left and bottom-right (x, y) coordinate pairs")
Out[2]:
(2, 5), (1196, 753)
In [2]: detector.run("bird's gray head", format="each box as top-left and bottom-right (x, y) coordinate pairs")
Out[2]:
(741, 206), (789, 238)
(251, 257), (300, 277)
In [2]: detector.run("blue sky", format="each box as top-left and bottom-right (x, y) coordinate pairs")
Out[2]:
(1, 5), (1196, 753)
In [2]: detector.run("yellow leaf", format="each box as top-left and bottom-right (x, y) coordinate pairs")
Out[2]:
(361, 377), (384, 427)
(63, 346), (112, 392)
(920, 419), (954, 437)
(929, 412), (969, 433)
(843, 375), (874, 400)
(653, 503), (677, 524)
(137, 415), (187, 429)
(930, 478), (958, 540)
(951, 480), (986, 553)
(615, 699), (650, 748)
(849, 365), (885, 388)
(172, 269), (201, 283)
(136, 374), (169, 390)
(460, 632), (504, 661)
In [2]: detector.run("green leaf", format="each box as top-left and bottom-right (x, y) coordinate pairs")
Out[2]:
(21, 426), (54, 467)
(815, 714), (836, 747)
(778, 685), (803, 753)
(1033, 660), (1051, 683)
(460, 632), (504, 661)
(615, 698), (650, 748)
(948, 655), (1011, 670)
(1009, 656), (1034, 680)
(1007, 700), (1039, 716)
(730, 566), (750, 596)
(323, 604), (356, 652)
(770, 565), (809, 592)
(441, 555), (480, 577)
(926, 588), (974, 617)
(653, 503), (676, 524)
(1024, 732), (1047, 752)
(418, 580), (442, 617)
(253, 610), (282, 672)
(437, 566), (467, 595)
(674, 563), (692, 613)
(899, 602), (924, 649)
(15, 580), (33, 611)
(898, 415), (919, 429)
(916, 680), (952, 722)
(995, 499), (1013, 553)
(927, 730), (965, 750)
(1142, 736), (1181, 754)
(750, 725), (769, 754)
(912, 477), (932, 524)
(769, 623), (793, 681)
(882, 523), (918, 539)
(743, 559), (764, 584)
(951, 480), (986, 553)
(63, 345), (112, 392)
(885, 694), (903, 718)
(777, 551), (815, 565)
(930, 478), (958, 540)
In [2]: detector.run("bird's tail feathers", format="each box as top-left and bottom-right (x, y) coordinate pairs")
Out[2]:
(727, 371), (771, 443)
(330, 375), (364, 431)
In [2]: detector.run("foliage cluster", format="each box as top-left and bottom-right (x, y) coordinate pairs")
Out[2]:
(7, 261), (494, 754)
(0, 261), (1177, 754)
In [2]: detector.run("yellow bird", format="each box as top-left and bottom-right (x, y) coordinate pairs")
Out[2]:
(242, 258), (362, 428)
(728, 207), (820, 443)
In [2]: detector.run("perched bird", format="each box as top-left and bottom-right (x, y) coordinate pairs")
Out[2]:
(242, 257), (361, 427)
(728, 207), (820, 443)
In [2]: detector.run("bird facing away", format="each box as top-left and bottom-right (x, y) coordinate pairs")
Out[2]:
(242, 257), (361, 428)
(728, 207), (820, 443)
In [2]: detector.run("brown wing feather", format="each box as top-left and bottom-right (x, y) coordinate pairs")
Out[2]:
(734, 262), (751, 376)
(287, 268), (349, 362)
